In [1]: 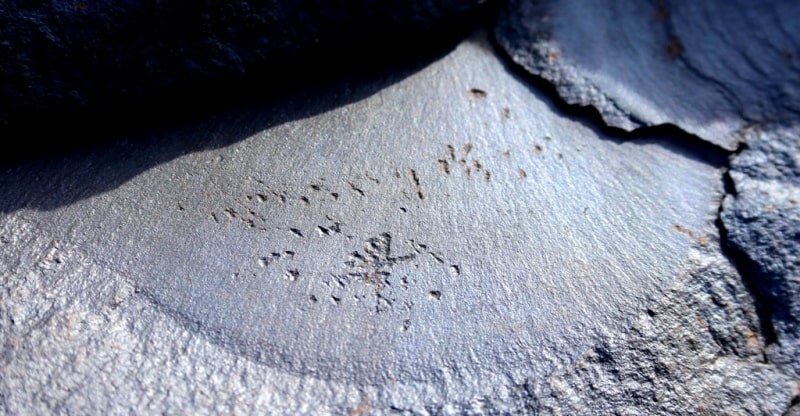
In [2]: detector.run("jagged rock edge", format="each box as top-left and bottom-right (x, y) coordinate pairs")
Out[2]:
(716, 157), (780, 348)
(486, 27), (731, 155)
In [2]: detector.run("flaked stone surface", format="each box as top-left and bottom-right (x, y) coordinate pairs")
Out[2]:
(494, 0), (800, 150)
(0, 34), (749, 413)
(723, 124), (800, 380)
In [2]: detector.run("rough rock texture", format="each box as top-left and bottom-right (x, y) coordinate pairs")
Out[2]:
(2, 1), (800, 413)
(0, 216), (371, 415)
(528, 241), (796, 414)
(2, 34), (771, 413)
(0, 0), (483, 126)
(3, 214), (795, 414)
(494, 0), (800, 150)
(494, 0), (800, 412)
(723, 124), (800, 380)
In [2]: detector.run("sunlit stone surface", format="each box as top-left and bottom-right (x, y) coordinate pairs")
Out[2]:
(0, 34), (726, 410)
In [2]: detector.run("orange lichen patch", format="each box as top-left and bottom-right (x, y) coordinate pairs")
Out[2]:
(674, 224), (709, 246)
(745, 328), (761, 349)
(75, 2), (88, 10)
(673, 224), (695, 239)
(548, 50), (560, 63)
(666, 36), (684, 60)
(437, 159), (450, 175)
(407, 169), (424, 200)
(446, 144), (456, 161)
(349, 396), (371, 416)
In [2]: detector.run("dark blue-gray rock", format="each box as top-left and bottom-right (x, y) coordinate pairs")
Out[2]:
(0, 0), (484, 127)
(6, 32), (790, 414)
(494, 0), (800, 150)
(723, 124), (800, 379)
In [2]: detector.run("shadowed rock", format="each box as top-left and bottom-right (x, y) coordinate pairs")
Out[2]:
(0, 0), (485, 127)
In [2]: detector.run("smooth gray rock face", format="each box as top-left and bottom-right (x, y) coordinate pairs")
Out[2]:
(0, 0), (483, 126)
(1, 34), (738, 413)
(494, 0), (800, 150)
(723, 124), (800, 379)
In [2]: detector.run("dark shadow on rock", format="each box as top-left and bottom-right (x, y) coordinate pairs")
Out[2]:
(0, 22), (473, 214)
(0, 0), (732, 217)
(0, 0), (487, 131)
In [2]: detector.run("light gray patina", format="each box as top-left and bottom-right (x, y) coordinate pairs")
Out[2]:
(0, 34), (735, 412)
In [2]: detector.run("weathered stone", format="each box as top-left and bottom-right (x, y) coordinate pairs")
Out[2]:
(1, 33), (734, 413)
(4, 0), (800, 411)
(527, 241), (796, 414)
(494, 0), (800, 150)
(723, 124), (800, 380)
(495, 2), (800, 408)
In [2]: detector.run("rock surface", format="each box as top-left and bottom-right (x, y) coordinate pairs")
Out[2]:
(2, 0), (800, 413)
(528, 242), (796, 414)
(494, 0), (800, 412)
(494, 0), (800, 150)
(723, 124), (800, 380)
(0, 0), (483, 127)
(1, 33), (766, 413)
